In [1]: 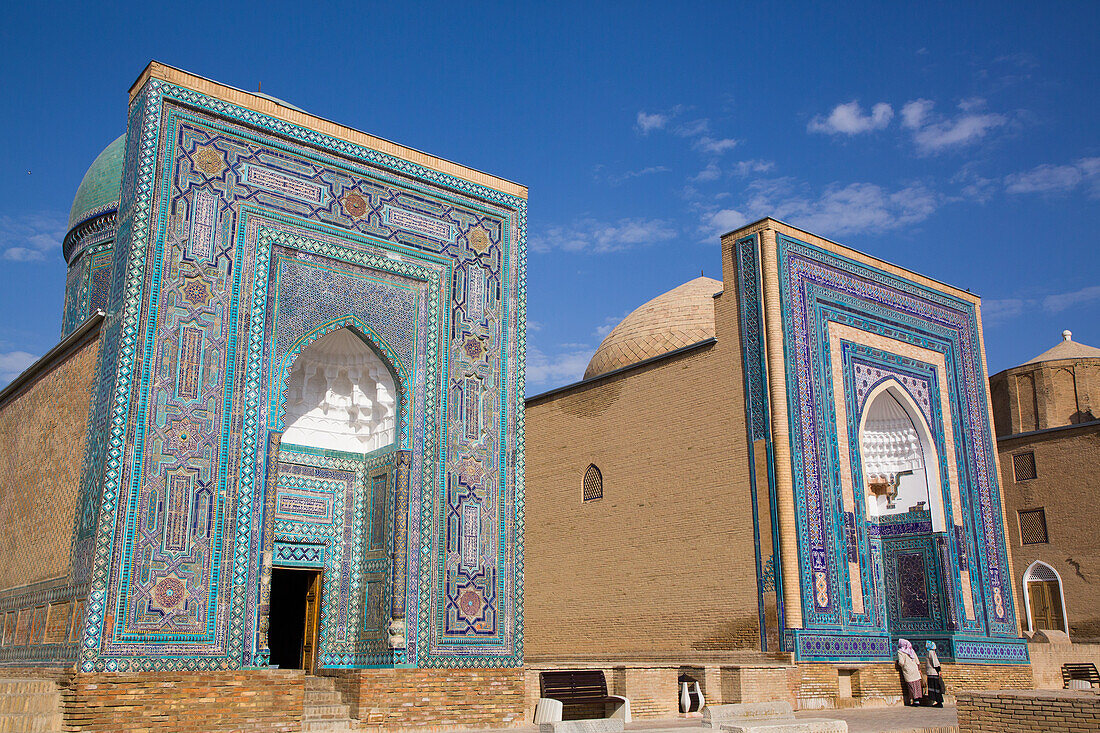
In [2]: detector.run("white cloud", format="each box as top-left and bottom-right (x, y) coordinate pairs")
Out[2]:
(981, 298), (1026, 325)
(704, 208), (750, 236)
(900, 99), (934, 130)
(808, 101), (894, 135)
(742, 179), (939, 236)
(732, 159), (775, 177)
(695, 136), (740, 155)
(529, 217), (677, 254)
(526, 345), (595, 390)
(598, 165), (672, 185)
(901, 99), (1006, 154)
(1043, 285), (1100, 314)
(981, 285), (1100, 327)
(636, 111), (668, 134)
(0, 212), (67, 262)
(0, 351), (37, 386)
(690, 163), (722, 183)
(1005, 157), (1100, 197)
(593, 311), (631, 340)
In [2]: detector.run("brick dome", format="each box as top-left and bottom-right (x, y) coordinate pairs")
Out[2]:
(584, 276), (721, 379)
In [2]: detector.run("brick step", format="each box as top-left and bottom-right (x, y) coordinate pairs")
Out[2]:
(305, 676), (338, 691)
(0, 710), (63, 733)
(302, 717), (358, 732)
(305, 690), (344, 704)
(0, 680), (57, 695)
(306, 702), (353, 719)
(0, 691), (62, 714)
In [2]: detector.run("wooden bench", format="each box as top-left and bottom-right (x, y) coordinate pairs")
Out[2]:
(1062, 662), (1100, 689)
(539, 671), (631, 722)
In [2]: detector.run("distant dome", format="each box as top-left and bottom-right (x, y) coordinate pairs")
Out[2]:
(584, 276), (721, 379)
(1023, 330), (1100, 365)
(68, 134), (126, 232)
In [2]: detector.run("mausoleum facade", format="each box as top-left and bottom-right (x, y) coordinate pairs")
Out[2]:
(0, 62), (527, 685)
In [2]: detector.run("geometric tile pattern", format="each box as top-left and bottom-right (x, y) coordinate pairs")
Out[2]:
(76, 74), (525, 672)
(736, 230), (1022, 664)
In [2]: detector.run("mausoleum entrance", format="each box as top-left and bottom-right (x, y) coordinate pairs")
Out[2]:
(858, 383), (949, 640)
(268, 568), (323, 672)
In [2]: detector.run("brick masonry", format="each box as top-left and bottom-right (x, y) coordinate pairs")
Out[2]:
(0, 334), (100, 591)
(956, 689), (1100, 732)
(524, 271), (762, 660)
(61, 670), (305, 732)
(990, 355), (1100, 640)
(320, 667), (525, 729)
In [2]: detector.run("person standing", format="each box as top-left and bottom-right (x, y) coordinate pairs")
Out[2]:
(896, 639), (923, 706)
(924, 641), (944, 707)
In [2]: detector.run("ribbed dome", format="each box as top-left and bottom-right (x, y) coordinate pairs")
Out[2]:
(68, 134), (125, 232)
(584, 276), (721, 379)
(1024, 330), (1100, 364)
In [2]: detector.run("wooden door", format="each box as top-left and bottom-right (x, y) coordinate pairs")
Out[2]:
(301, 572), (322, 673)
(1028, 579), (1065, 632)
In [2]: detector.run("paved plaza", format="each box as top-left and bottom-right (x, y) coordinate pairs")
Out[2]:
(437, 706), (959, 733)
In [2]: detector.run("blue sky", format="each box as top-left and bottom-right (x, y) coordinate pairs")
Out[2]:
(1, 2), (1097, 393)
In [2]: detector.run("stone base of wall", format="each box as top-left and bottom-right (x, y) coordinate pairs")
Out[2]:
(957, 689), (1100, 732)
(1027, 641), (1100, 690)
(525, 659), (1033, 720)
(62, 670), (305, 732)
(524, 661), (799, 721)
(320, 667), (525, 730)
(797, 662), (1033, 710)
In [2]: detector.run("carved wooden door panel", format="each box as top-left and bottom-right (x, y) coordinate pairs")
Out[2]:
(1029, 579), (1064, 631)
(301, 572), (322, 673)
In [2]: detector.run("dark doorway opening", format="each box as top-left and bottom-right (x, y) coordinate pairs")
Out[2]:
(269, 568), (321, 670)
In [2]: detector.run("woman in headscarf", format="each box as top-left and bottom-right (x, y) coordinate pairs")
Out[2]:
(896, 639), (923, 706)
(924, 641), (944, 707)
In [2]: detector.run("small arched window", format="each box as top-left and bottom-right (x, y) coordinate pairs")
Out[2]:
(582, 464), (603, 502)
(1023, 561), (1068, 634)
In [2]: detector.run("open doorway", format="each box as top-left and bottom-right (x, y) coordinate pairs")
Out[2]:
(269, 568), (322, 672)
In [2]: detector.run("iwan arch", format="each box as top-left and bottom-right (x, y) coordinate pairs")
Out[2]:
(524, 219), (1029, 711)
(0, 62), (526, 729)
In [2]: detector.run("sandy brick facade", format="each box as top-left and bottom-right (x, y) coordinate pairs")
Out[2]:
(990, 355), (1100, 639)
(957, 689), (1100, 732)
(0, 327), (100, 591)
(524, 268), (761, 660)
(321, 668), (524, 729)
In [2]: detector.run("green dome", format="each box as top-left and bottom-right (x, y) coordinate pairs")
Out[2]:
(68, 134), (126, 232)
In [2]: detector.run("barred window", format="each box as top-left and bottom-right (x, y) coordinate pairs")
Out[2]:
(1013, 452), (1037, 481)
(1019, 508), (1048, 545)
(583, 464), (603, 502)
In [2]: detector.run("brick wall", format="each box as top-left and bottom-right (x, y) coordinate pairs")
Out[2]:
(61, 670), (304, 732)
(1027, 641), (1100, 689)
(0, 333), (100, 591)
(322, 667), (524, 729)
(997, 425), (1100, 640)
(957, 689), (1100, 732)
(524, 274), (763, 659)
(798, 662), (1033, 709)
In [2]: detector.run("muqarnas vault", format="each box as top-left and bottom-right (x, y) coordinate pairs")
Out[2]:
(0, 62), (526, 674)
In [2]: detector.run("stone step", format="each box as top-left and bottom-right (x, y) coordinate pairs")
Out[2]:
(0, 692), (62, 714)
(0, 711), (63, 733)
(306, 675), (338, 690)
(302, 717), (358, 732)
(306, 690), (344, 704)
(0, 680), (57, 696)
(306, 702), (352, 719)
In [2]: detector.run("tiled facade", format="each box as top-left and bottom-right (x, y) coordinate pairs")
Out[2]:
(525, 218), (1028, 694)
(0, 62), (526, 680)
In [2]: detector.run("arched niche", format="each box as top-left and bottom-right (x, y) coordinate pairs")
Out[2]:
(281, 327), (398, 454)
(1023, 560), (1069, 635)
(857, 379), (947, 532)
